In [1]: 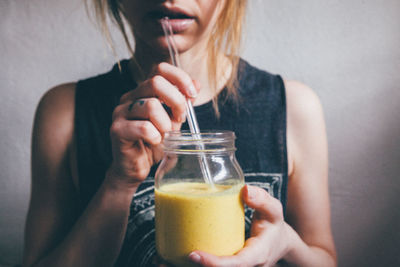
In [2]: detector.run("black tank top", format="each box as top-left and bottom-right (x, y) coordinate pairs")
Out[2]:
(75, 59), (288, 266)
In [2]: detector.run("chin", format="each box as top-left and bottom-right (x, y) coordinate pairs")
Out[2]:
(150, 35), (196, 55)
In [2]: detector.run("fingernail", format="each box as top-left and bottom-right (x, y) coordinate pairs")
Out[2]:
(188, 252), (201, 263)
(188, 84), (197, 98)
(246, 185), (255, 201)
(181, 112), (187, 123)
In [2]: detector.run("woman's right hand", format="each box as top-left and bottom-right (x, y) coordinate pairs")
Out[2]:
(104, 62), (199, 192)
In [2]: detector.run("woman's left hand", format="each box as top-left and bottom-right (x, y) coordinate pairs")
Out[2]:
(188, 185), (293, 267)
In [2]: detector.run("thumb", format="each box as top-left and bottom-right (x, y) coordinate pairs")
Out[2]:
(243, 185), (283, 222)
(188, 251), (239, 267)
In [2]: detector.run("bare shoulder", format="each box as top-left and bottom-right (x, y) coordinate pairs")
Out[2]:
(34, 83), (76, 138)
(36, 83), (76, 120)
(283, 80), (327, 176)
(284, 80), (324, 122)
(32, 83), (77, 181)
(284, 79), (326, 137)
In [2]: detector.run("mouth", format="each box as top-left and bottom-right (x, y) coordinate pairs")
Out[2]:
(148, 6), (195, 20)
(147, 6), (196, 33)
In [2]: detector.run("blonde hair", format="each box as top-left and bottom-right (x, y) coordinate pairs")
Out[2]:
(85, 0), (247, 116)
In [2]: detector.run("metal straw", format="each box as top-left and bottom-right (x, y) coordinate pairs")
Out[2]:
(161, 17), (213, 186)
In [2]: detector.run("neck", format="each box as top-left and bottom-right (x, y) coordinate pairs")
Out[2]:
(130, 39), (231, 105)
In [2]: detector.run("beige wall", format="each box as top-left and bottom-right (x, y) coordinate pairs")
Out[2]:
(1, 0), (399, 266)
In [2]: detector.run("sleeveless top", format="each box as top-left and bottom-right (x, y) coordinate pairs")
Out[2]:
(75, 59), (288, 266)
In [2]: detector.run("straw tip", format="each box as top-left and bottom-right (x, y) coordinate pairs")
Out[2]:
(161, 16), (169, 24)
(161, 17), (171, 30)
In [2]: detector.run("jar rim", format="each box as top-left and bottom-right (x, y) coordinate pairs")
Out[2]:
(163, 130), (236, 153)
(164, 130), (236, 142)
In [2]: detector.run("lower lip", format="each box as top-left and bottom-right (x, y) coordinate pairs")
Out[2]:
(158, 18), (195, 32)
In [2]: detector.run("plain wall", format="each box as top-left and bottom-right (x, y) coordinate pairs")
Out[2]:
(1, 0), (399, 266)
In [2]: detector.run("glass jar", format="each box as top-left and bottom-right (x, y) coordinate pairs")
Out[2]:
(155, 130), (245, 266)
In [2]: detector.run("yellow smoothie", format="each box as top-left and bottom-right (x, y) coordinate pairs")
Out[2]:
(155, 182), (245, 266)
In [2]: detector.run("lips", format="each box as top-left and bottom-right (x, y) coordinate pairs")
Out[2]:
(147, 6), (195, 32)
(148, 6), (195, 20)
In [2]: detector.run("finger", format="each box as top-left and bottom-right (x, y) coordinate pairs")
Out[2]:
(189, 236), (266, 267)
(120, 75), (187, 122)
(151, 62), (198, 98)
(243, 185), (283, 222)
(114, 99), (177, 125)
(110, 119), (162, 146)
(122, 98), (174, 133)
(152, 144), (164, 164)
(171, 120), (183, 131)
(156, 153), (178, 178)
(234, 237), (266, 266)
(188, 251), (240, 267)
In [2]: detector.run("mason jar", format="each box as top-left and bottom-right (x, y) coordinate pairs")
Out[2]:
(155, 130), (245, 266)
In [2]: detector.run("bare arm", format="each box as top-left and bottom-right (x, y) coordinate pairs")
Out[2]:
(283, 80), (336, 266)
(23, 84), (138, 267)
(23, 63), (199, 267)
(188, 81), (337, 267)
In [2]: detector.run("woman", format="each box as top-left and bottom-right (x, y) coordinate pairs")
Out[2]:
(23, 0), (337, 266)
